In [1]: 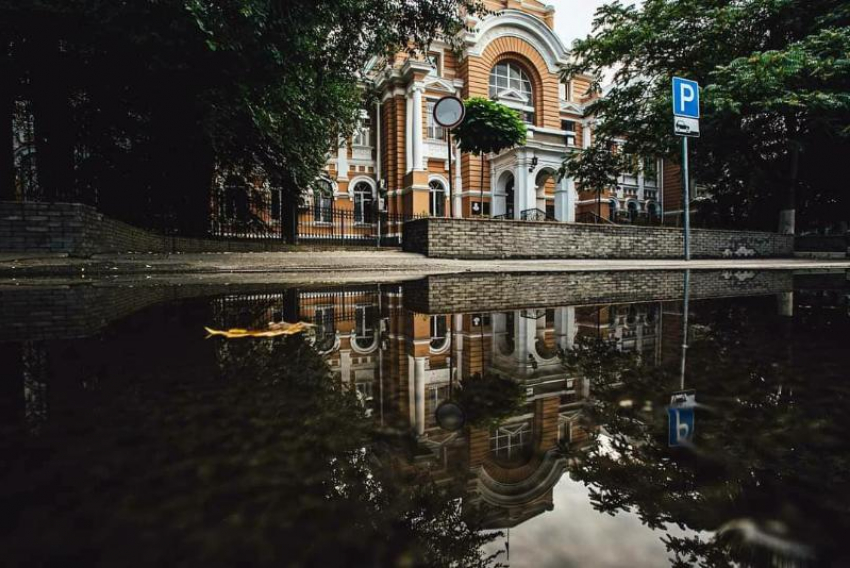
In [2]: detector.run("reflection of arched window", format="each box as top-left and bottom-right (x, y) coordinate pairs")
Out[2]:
(628, 201), (639, 222)
(430, 315), (449, 352)
(353, 182), (373, 223)
(314, 306), (337, 353)
(490, 422), (533, 462)
(314, 179), (333, 222)
(489, 61), (535, 124)
(429, 180), (446, 217)
(354, 306), (375, 350)
(498, 312), (515, 356)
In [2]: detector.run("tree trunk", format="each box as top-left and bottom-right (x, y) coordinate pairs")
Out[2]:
(0, 44), (15, 201)
(31, 41), (74, 203)
(779, 141), (800, 235)
(479, 154), (484, 217)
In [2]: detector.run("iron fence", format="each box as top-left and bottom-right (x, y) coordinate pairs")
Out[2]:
(296, 207), (423, 246)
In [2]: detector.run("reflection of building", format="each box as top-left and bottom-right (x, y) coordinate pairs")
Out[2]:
(203, 288), (674, 529)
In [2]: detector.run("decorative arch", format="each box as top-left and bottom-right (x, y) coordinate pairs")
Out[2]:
(466, 10), (568, 74)
(478, 37), (560, 128)
(348, 175), (376, 197)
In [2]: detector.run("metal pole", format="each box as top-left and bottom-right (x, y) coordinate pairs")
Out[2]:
(680, 269), (690, 391)
(447, 130), (454, 218)
(682, 136), (690, 260)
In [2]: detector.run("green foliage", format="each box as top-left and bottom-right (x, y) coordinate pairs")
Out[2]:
(0, 0), (485, 230)
(455, 373), (525, 429)
(0, 332), (504, 567)
(561, 143), (626, 198)
(453, 97), (527, 156)
(562, 0), (850, 230)
(563, 296), (850, 566)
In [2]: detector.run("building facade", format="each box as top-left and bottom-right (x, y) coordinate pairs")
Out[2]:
(309, 0), (668, 236)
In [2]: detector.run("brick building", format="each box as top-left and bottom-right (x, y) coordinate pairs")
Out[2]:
(239, 0), (676, 241)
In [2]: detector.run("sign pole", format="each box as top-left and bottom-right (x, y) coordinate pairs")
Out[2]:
(433, 96), (465, 219)
(447, 130), (454, 219)
(682, 136), (690, 261)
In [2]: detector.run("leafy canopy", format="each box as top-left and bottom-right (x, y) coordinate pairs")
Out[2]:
(561, 0), (850, 230)
(453, 97), (528, 156)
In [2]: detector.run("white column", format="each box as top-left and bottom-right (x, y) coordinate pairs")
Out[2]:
(582, 122), (592, 149)
(413, 357), (427, 436)
(405, 93), (413, 174)
(777, 292), (794, 317)
(555, 176), (576, 223)
(554, 307), (576, 351)
(337, 135), (349, 181)
(453, 143), (463, 218)
(340, 350), (351, 384)
(638, 162), (646, 202)
(411, 84), (425, 171)
(515, 157), (532, 217)
(375, 101), (382, 181)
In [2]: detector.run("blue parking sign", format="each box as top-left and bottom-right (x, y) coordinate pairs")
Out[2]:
(672, 77), (700, 119)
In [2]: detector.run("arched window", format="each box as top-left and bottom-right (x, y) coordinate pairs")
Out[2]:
(313, 179), (333, 223)
(647, 202), (659, 220)
(608, 200), (618, 221)
(429, 179), (446, 217)
(628, 201), (639, 222)
(489, 61), (535, 124)
(353, 181), (373, 223)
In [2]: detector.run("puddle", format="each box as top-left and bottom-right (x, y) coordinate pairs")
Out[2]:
(1, 270), (848, 567)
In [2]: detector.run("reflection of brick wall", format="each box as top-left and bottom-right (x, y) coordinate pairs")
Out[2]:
(404, 270), (794, 314)
(0, 201), (293, 256)
(403, 217), (794, 259)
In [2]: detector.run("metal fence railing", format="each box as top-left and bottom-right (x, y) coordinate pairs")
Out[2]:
(296, 207), (424, 246)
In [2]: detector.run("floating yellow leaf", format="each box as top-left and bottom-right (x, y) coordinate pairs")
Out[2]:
(204, 321), (314, 339)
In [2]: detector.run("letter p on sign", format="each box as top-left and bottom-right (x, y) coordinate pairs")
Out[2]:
(672, 77), (700, 119)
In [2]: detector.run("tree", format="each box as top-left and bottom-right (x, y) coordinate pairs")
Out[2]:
(562, 0), (850, 233)
(452, 97), (527, 216)
(561, 142), (627, 223)
(0, 0), (486, 233)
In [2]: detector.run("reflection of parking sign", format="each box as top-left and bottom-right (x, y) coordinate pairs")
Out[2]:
(668, 389), (696, 447)
(668, 407), (695, 447)
(672, 77), (700, 119)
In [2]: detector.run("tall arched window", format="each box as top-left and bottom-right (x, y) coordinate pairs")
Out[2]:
(489, 61), (535, 124)
(353, 181), (373, 223)
(429, 180), (446, 217)
(313, 179), (333, 222)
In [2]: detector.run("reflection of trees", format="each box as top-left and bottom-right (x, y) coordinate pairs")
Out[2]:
(1, 335), (503, 567)
(456, 373), (525, 429)
(561, 298), (850, 567)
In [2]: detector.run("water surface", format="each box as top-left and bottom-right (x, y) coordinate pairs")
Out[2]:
(1, 270), (848, 567)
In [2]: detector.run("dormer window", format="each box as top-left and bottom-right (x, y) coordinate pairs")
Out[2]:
(352, 112), (372, 147)
(427, 51), (443, 77)
(489, 61), (535, 124)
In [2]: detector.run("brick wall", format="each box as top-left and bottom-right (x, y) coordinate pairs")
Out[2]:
(403, 217), (794, 259)
(403, 270), (795, 314)
(0, 201), (293, 256)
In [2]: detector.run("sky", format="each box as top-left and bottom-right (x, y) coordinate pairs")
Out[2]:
(552, 0), (644, 49)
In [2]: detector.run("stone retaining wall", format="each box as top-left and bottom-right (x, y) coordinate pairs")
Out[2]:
(403, 218), (794, 259)
(0, 201), (292, 256)
(403, 270), (794, 314)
